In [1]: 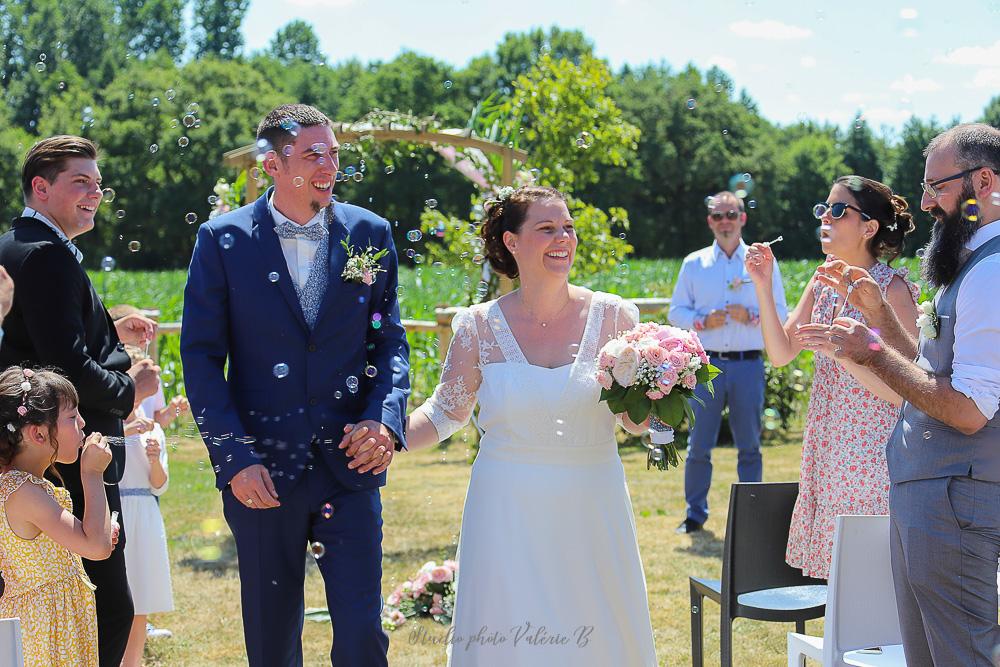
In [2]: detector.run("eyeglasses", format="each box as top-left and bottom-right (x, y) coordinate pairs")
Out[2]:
(710, 210), (741, 221)
(812, 202), (871, 221)
(920, 166), (998, 199)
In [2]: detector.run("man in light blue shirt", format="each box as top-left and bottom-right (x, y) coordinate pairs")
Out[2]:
(669, 191), (787, 533)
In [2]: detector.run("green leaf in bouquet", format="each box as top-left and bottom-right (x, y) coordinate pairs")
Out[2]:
(623, 388), (652, 425)
(653, 393), (685, 427)
(600, 383), (628, 404)
(683, 399), (697, 426)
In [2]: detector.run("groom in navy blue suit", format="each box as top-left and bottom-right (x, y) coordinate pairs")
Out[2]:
(181, 104), (409, 666)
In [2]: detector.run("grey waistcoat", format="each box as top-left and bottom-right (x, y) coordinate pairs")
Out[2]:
(887, 234), (1000, 484)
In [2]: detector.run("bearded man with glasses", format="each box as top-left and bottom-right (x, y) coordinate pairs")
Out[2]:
(813, 123), (1000, 666)
(668, 191), (787, 534)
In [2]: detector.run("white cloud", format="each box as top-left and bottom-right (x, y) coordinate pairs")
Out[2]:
(935, 40), (1000, 66)
(860, 107), (916, 126)
(800, 56), (817, 68)
(706, 55), (738, 73)
(970, 69), (1000, 89)
(728, 20), (813, 40)
(899, 8), (919, 19)
(841, 92), (867, 105)
(889, 74), (942, 94)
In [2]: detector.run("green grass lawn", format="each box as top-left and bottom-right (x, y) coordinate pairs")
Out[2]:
(143, 426), (814, 666)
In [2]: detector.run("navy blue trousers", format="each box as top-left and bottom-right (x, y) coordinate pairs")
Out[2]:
(222, 455), (388, 666)
(684, 356), (765, 524)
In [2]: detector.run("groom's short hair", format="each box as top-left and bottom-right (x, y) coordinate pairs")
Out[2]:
(21, 135), (98, 201)
(257, 104), (333, 159)
(924, 123), (1000, 173)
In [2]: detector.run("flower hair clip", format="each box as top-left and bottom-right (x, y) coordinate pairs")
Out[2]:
(497, 186), (515, 202)
(15, 368), (34, 417)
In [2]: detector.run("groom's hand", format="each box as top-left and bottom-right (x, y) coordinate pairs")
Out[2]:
(338, 421), (395, 475)
(230, 464), (280, 509)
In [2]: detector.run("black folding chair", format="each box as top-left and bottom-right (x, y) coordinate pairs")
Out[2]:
(689, 482), (827, 667)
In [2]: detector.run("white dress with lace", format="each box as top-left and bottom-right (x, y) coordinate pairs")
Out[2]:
(416, 291), (657, 666)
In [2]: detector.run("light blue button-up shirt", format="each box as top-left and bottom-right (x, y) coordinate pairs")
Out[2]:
(668, 239), (787, 352)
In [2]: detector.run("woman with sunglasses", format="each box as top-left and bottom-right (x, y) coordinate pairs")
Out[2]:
(744, 175), (920, 579)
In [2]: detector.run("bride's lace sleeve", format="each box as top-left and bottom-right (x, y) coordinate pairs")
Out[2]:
(613, 297), (641, 337)
(414, 308), (482, 442)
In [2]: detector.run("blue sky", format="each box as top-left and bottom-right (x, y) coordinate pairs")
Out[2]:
(241, 0), (1000, 135)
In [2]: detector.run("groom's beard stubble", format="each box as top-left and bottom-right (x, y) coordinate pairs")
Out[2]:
(920, 182), (980, 288)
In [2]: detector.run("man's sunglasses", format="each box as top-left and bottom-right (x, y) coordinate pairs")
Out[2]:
(812, 202), (871, 221)
(920, 166), (999, 199)
(710, 210), (741, 221)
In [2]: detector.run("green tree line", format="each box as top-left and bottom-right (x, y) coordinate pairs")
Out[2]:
(1, 1), (997, 268)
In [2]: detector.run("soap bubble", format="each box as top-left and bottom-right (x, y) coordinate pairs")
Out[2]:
(310, 542), (326, 559)
(178, 136), (189, 148)
(686, 98), (697, 110)
(185, 212), (198, 224)
(100, 256), (116, 272)
(346, 376), (359, 393)
(267, 272), (280, 283)
(406, 230), (422, 242)
(384, 165), (395, 175)
(149, 144), (159, 154)
(273, 363), (290, 379)
(128, 241), (141, 252)
(424, 199), (438, 209)
(576, 131), (592, 149)
(219, 233), (235, 249)
(101, 188), (116, 203)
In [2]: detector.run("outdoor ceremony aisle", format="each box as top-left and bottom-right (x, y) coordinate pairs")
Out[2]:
(154, 431), (811, 665)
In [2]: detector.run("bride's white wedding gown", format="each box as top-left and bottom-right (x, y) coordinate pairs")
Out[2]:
(415, 291), (657, 666)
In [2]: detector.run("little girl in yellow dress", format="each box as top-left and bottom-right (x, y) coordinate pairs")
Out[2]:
(0, 367), (117, 666)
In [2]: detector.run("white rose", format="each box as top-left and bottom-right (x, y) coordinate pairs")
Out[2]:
(601, 338), (626, 358)
(919, 301), (935, 315)
(612, 345), (640, 387)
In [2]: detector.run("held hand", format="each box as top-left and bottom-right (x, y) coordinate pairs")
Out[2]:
(81, 433), (113, 474)
(230, 464), (280, 509)
(744, 243), (775, 286)
(338, 421), (396, 475)
(0, 266), (13, 320)
(702, 309), (728, 330)
(793, 323), (839, 357)
(725, 304), (750, 325)
(114, 313), (158, 347)
(124, 416), (155, 437)
(127, 359), (161, 403)
(814, 260), (885, 317)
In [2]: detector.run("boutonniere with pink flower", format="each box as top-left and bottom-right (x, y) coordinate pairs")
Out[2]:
(341, 236), (389, 285)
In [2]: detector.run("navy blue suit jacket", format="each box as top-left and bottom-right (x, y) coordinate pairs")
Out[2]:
(180, 191), (410, 495)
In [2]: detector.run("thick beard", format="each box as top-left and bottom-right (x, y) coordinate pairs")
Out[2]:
(920, 182), (980, 288)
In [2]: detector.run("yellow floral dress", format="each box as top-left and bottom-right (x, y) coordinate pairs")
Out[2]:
(0, 470), (99, 666)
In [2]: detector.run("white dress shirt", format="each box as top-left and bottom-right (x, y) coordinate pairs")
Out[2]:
(669, 239), (788, 352)
(950, 218), (1000, 420)
(268, 197), (328, 291)
(21, 206), (84, 263)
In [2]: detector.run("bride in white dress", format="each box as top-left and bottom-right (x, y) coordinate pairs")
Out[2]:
(404, 185), (658, 666)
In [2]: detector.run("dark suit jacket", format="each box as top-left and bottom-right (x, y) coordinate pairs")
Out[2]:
(0, 216), (134, 487)
(181, 191), (410, 496)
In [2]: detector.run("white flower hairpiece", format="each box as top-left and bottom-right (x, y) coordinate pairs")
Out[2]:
(497, 186), (515, 202)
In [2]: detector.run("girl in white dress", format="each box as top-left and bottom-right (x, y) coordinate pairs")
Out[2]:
(404, 186), (658, 666)
(120, 349), (187, 667)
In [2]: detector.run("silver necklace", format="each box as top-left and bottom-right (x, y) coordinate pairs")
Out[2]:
(520, 292), (573, 328)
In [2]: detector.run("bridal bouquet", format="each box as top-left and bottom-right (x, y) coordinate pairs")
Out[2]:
(596, 322), (720, 470)
(381, 559), (459, 631)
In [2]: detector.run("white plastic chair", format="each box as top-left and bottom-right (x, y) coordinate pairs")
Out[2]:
(0, 617), (24, 666)
(787, 515), (905, 667)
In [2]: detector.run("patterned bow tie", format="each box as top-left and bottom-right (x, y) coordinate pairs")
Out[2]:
(274, 221), (327, 242)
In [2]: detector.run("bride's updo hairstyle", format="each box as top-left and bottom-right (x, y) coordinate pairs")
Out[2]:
(480, 185), (567, 279)
(835, 175), (915, 265)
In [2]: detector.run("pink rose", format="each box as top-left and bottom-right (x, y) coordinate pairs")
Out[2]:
(682, 374), (697, 390)
(598, 351), (615, 369)
(443, 559), (459, 572)
(596, 369), (614, 390)
(641, 344), (667, 367)
(387, 589), (403, 606)
(646, 389), (664, 400)
(658, 367), (679, 389)
(389, 610), (406, 626)
(430, 606), (444, 615)
(430, 566), (453, 583)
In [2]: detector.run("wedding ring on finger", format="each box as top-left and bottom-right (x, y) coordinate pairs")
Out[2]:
(246, 498), (254, 505)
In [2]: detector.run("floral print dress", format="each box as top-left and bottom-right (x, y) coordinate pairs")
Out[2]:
(0, 470), (99, 666)
(785, 261), (919, 579)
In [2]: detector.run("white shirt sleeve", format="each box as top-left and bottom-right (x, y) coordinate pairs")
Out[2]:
(668, 258), (700, 330)
(951, 256), (1000, 420)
